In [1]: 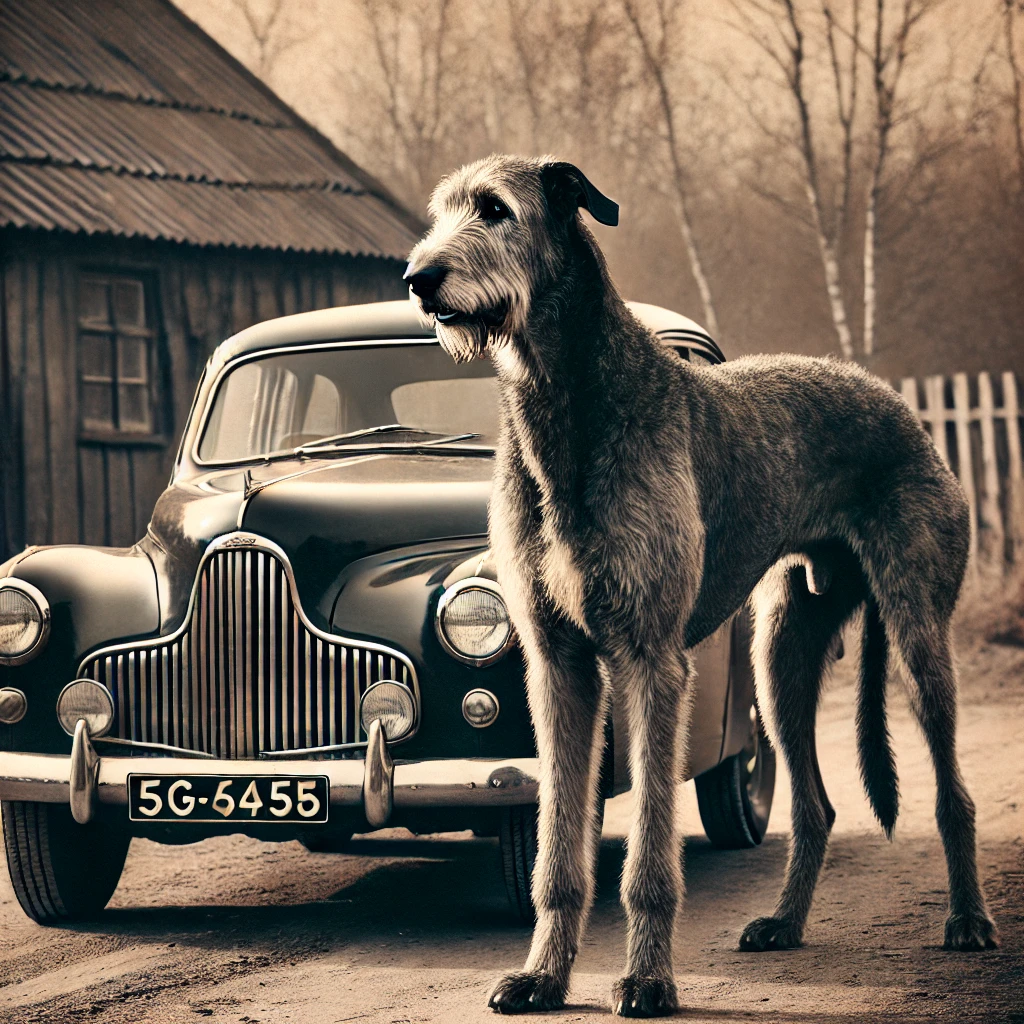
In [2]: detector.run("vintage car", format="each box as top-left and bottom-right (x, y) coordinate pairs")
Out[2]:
(0, 299), (775, 924)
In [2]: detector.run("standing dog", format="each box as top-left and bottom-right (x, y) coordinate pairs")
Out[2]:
(405, 154), (998, 1018)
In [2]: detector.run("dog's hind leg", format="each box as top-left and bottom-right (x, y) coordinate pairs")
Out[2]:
(856, 479), (997, 951)
(488, 621), (607, 1014)
(891, 620), (998, 949)
(608, 648), (692, 1018)
(740, 557), (862, 952)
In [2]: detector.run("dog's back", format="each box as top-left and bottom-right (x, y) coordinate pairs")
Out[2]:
(671, 351), (968, 645)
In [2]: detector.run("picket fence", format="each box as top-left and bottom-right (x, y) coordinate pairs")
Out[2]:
(896, 371), (1023, 575)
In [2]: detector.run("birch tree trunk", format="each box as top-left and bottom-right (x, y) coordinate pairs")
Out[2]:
(863, 0), (934, 360)
(806, 185), (855, 359)
(622, 0), (720, 339)
(863, 181), (878, 359)
(671, 190), (719, 339)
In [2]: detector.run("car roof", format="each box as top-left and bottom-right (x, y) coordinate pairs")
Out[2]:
(216, 298), (722, 365)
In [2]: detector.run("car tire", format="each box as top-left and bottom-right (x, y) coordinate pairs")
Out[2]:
(2, 801), (131, 923)
(695, 704), (776, 849)
(500, 799), (605, 924)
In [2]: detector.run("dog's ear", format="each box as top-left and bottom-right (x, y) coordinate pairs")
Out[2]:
(541, 162), (619, 227)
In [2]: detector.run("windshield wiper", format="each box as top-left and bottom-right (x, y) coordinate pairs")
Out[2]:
(294, 425), (483, 456)
(295, 423), (437, 452)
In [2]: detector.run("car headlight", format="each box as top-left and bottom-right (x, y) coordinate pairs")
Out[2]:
(436, 577), (512, 666)
(359, 680), (416, 741)
(0, 580), (50, 666)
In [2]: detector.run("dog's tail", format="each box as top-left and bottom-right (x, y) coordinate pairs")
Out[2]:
(856, 597), (899, 839)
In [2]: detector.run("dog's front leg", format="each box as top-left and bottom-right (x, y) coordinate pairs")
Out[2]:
(488, 622), (605, 1014)
(610, 648), (691, 1018)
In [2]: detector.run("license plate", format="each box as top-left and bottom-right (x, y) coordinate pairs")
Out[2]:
(127, 774), (329, 823)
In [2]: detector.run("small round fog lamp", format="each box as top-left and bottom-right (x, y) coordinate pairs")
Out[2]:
(56, 679), (114, 737)
(359, 680), (416, 741)
(0, 688), (27, 725)
(462, 688), (500, 729)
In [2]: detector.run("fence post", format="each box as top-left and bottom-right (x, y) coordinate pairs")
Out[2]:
(1004, 372), (1023, 563)
(976, 373), (1004, 568)
(952, 373), (978, 574)
(924, 375), (949, 465)
(900, 377), (919, 415)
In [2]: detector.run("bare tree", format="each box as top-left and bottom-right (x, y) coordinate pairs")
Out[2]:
(863, 0), (942, 357)
(620, 0), (720, 338)
(229, 0), (307, 81)
(727, 0), (859, 357)
(1003, 0), (1024, 188)
(342, 0), (482, 206)
(727, 0), (942, 360)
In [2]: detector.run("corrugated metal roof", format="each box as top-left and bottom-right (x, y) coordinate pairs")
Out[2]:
(0, 84), (364, 187)
(0, 0), (285, 119)
(0, 163), (416, 256)
(0, 0), (422, 256)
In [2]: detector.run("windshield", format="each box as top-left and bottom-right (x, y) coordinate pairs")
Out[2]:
(198, 342), (499, 463)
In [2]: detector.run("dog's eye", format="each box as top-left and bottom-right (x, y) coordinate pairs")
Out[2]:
(479, 196), (511, 222)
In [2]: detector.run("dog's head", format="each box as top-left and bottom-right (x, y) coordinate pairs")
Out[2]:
(405, 155), (618, 362)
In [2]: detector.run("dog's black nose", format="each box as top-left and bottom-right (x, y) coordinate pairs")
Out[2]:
(405, 264), (447, 299)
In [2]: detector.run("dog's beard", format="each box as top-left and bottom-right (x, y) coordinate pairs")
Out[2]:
(435, 319), (491, 363)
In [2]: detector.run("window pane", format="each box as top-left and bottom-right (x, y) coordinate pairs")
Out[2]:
(81, 382), (114, 431)
(117, 383), (152, 433)
(113, 280), (145, 328)
(117, 335), (148, 383)
(79, 279), (110, 326)
(80, 332), (113, 379)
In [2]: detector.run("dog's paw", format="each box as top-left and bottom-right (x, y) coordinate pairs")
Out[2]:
(739, 916), (804, 951)
(944, 911), (999, 951)
(611, 976), (679, 1018)
(487, 972), (565, 1014)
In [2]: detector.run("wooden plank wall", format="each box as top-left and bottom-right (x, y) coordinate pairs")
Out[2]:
(1, 237), (406, 559)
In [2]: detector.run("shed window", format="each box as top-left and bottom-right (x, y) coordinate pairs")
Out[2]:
(78, 274), (157, 437)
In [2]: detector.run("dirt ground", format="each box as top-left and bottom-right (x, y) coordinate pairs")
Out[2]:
(0, 628), (1021, 1024)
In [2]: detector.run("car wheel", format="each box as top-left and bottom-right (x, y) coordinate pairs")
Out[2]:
(500, 799), (605, 924)
(2, 801), (130, 923)
(695, 703), (776, 849)
(299, 831), (353, 853)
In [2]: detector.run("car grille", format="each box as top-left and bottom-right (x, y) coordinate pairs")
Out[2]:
(78, 536), (417, 758)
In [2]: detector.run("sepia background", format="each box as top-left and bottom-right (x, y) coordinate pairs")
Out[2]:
(0, 5), (1022, 1022)
(178, 0), (1024, 379)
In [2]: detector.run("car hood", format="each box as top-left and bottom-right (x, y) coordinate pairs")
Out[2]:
(147, 453), (492, 630)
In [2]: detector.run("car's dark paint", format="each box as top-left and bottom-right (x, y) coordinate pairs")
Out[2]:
(329, 540), (536, 761)
(0, 299), (740, 819)
(0, 546), (160, 755)
(240, 455), (491, 627)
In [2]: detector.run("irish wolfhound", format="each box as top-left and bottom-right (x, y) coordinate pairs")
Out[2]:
(405, 154), (998, 1018)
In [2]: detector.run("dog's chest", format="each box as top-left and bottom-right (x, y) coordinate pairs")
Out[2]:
(538, 515), (588, 630)
(493, 349), (597, 631)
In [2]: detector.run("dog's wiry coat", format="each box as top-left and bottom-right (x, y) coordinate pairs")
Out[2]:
(406, 154), (998, 1018)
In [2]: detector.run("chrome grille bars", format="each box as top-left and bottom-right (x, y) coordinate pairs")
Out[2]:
(78, 533), (418, 759)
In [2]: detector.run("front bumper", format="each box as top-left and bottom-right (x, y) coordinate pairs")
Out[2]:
(0, 742), (540, 827)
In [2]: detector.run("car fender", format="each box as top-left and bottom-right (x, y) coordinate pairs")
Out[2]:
(0, 546), (160, 754)
(5, 546), (160, 659)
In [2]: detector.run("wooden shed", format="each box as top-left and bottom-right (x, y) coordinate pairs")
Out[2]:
(0, 0), (422, 560)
